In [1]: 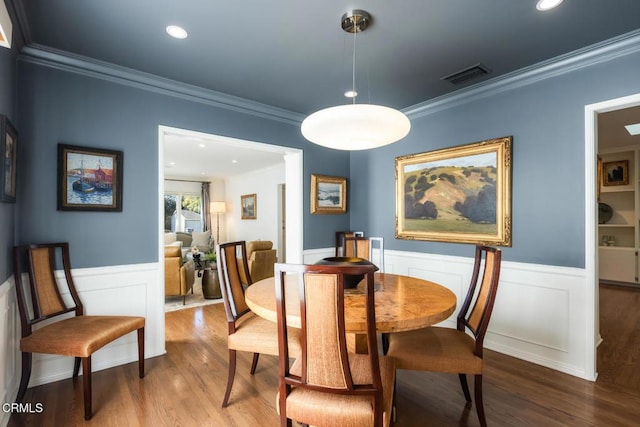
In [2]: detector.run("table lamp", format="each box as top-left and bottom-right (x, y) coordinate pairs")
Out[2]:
(210, 201), (226, 244)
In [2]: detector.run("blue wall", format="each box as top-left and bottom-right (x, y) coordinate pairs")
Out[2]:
(16, 61), (350, 268)
(350, 51), (640, 268)
(0, 40), (18, 282)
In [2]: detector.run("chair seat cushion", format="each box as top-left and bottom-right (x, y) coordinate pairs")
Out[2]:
(21, 315), (145, 358)
(284, 354), (395, 427)
(386, 326), (483, 374)
(228, 312), (300, 356)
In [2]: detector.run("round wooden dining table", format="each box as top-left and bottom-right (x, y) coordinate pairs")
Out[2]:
(245, 272), (457, 353)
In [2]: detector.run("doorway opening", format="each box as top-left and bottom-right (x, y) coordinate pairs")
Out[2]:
(586, 92), (640, 381)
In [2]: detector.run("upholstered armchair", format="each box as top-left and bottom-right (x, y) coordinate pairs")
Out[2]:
(238, 240), (277, 283)
(164, 246), (195, 304)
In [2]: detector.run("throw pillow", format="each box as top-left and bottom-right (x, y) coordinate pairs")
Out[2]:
(191, 230), (212, 252)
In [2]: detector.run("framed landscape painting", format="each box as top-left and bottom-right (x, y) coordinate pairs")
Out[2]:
(395, 136), (512, 246)
(0, 115), (17, 203)
(241, 193), (257, 219)
(311, 174), (347, 214)
(57, 144), (123, 211)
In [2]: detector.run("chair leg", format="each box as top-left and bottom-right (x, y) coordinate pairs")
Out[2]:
(222, 349), (237, 407)
(16, 352), (32, 403)
(73, 357), (81, 378)
(250, 353), (260, 375)
(458, 373), (472, 403)
(474, 374), (487, 427)
(138, 327), (145, 378)
(82, 357), (93, 420)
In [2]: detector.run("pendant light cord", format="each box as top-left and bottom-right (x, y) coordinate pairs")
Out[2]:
(352, 26), (356, 105)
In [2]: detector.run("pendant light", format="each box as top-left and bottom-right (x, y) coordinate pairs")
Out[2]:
(301, 10), (411, 151)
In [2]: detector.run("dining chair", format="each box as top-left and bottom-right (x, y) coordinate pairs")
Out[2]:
(344, 236), (385, 272)
(334, 230), (364, 256)
(13, 243), (145, 420)
(216, 241), (300, 407)
(274, 262), (396, 427)
(385, 245), (501, 427)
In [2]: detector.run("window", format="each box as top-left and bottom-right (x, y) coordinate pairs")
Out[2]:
(164, 192), (202, 232)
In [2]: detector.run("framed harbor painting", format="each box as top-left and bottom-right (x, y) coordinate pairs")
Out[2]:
(310, 174), (347, 214)
(395, 136), (512, 246)
(57, 144), (123, 211)
(0, 115), (17, 203)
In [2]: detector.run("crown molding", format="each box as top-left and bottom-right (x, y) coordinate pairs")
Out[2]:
(18, 44), (305, 126)
(16, 28), (640, 126)
(404, 29), (640, 119)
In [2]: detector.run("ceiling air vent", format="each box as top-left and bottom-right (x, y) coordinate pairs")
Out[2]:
(441, 63), (491, 85)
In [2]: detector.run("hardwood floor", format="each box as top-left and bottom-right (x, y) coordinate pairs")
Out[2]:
(9, 285), (640, 426)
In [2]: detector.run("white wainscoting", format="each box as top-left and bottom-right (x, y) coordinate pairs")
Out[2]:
(303, 248), (592, 380)
(0, 261), (165, 415)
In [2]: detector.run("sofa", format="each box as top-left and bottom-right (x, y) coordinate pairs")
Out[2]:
(164, 230), (215, 258)
(164, 245), (196, 304)
(238, 240), (277, 284)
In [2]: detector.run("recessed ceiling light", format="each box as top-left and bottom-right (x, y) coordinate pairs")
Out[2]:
(536, 0), (564, 11)
(232, 160), (238, 164)
(198, 143), (205, 148)
(344, 90), (358, 98)
(169, 161), (175, 166)
(625, 123), (640, 136)
(166, 25), (188, 39)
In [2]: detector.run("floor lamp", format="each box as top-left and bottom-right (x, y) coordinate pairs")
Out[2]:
(210, 201), (226, 245)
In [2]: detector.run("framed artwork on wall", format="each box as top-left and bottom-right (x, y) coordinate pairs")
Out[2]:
(57, 144), (123, 211)
(602, 160), (629, 186)
(310, 174), (347, 214)
(395, 136), (512, 246)
(0, 115), (17, 203)
(241, 193), (257, 219)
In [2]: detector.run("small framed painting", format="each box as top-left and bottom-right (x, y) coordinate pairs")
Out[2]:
(311, 174), (347, 214)
(241, 193), (257, 219)
(57, 144), (123, 211)
(0, 115), (17, 203)
(602, 160), (629, 186)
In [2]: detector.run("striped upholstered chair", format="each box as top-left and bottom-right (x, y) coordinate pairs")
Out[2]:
(274, 262), (396, 427)
(217, 241), (300, 407)
(385, 245), (502, 427)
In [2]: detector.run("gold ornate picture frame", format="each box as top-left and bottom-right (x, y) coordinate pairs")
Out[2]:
(311, 174), (347, 214)
(395, 136), (512, 246)
(241, 193), (257, 219)
(602, 160), (629, 186)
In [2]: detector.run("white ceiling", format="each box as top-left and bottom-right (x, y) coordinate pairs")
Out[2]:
(599, 106), (640, 150)
(163, 133), (286, 181)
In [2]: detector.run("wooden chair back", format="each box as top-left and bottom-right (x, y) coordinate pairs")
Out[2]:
(458, 245), (502, 356)
(217, 241), (253, 330)
(14, 243), (84, 338)
(344, 236), (385, 272)
(274, 263), (383, 422)
(334, 230), (364, 256)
